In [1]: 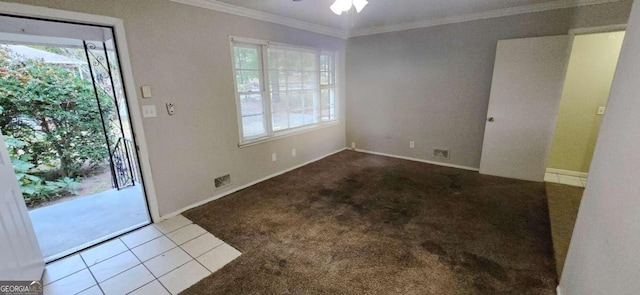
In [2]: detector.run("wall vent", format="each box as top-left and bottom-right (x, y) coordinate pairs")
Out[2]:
(433, 149), (450, 160)
(214, 174), (231, 189)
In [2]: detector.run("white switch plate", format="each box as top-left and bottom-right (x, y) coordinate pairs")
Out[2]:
(272, 153), (277, 162)
(597, 106), (606, 115)
(291, 149), (297, 157)
(410, 141), (415, 149)
(142, 105), (157, 118)
(141, 86), (152, 98)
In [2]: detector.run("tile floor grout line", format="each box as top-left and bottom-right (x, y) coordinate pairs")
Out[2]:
(176, 234), (217, 279)
(43, 258), (87, 287)
(154, 220), (193, 235)
(90, 238), (144, 284)
(170, 231), (208, 248)
(78, 252), (106, 295)
(81, 240), (129, 268)
(45, 217), (217, 295)
(118, 235), (165, 295)
(132, 245), (179, 264)
(126, 230), (177, 295)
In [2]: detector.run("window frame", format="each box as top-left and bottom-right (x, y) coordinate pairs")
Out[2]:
(230, 36), (340, 147)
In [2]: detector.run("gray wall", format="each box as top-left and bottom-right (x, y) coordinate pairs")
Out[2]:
(560, 1), (640, 293)
(3, 0), (346, 217)
(345, 1), (633, 169)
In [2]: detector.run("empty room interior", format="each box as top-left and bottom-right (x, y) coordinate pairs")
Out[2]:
(1, 0), (640, 294)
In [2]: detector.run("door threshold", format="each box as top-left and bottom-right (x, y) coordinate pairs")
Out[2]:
(44, 221), (150, 264)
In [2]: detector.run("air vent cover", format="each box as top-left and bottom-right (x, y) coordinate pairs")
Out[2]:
(433, 149), (450, 160)
(214, 174), (231, 189)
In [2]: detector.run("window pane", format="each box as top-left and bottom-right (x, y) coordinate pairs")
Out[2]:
(303, 52), (315, 71)
(271, 92), (288, 112)
(303, 72), (317, 90)
(303, 91), (315, 108)
(321, 88), (337, 121)
(289, 110), (304, 128)
(302, 108), (317, 125)
(234, 45), (335, 140)
(236, 70), (260, 92)
(320, 55), (329, 72)
(240, 94), (263, 116)
(320, 72), (329, 85)
(288, 91), (303, 109)
(235, 47), (259, 70)
(321, 89), (330, 107)
(329, 88), (336, 105)
(285, 51), (302, 69)
(272, 112), (288, 131)
(268, 50), (281, 70)
(242, 114), (266, 137)
(287, 71), (302, 89)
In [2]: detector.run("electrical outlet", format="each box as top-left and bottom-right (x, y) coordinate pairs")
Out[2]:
(142, 105), (157, 118)
(351, 142), (356, 149)
(597, 106), (606, 115)
(292, 148), (297, 157)
(410, 141), (415, 149)
(272, 153), (277, 162)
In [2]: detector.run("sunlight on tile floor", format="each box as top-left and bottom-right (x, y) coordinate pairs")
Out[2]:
(42, 215), (241, 295)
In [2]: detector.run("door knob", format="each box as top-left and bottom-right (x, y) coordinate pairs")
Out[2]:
(487, 117), (495, 122)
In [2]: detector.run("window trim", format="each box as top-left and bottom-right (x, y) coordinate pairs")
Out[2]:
(230, 36), (340, 147)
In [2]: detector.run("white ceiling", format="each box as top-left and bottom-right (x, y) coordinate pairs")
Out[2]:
(176, 0), (622, 38)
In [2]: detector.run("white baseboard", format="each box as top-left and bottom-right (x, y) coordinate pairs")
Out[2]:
(557, 285), (563, 295)
(160, 147), (349, 220)
(546, 168), (589, 178)
(354, 149), (480, 172)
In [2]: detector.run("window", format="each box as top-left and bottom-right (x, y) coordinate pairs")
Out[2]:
(232, 38), (338, 144)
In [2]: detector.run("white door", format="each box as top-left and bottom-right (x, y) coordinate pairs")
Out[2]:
(479, 35), (571, 182)
(0, 132), (45, 281)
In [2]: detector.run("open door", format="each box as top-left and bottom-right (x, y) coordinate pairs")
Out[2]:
(479, 35), (571, 182)
(0, 131), (45, 281)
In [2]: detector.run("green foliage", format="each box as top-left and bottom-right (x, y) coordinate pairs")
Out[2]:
(4, 134), (80, 206)
(0, 46), (114, 179)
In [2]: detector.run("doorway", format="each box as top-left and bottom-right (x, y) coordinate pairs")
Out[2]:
(0, 15), (151, 262)
(544, 30), (625, 276)
(545, 30), (626, 187)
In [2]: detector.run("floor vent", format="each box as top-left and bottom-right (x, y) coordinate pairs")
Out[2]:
(215, 174), (231, 189)
(433, 149), (450, 160)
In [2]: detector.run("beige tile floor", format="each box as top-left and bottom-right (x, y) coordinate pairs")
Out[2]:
(42, 215), (241, 295)
(544, 172), (587, 187)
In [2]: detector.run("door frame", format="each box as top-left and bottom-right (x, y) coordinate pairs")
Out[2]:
(544, 24), (628, 177)
(0, 2), (161, 222)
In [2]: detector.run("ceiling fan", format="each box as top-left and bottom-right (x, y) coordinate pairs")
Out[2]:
(293, 0), (369, 15)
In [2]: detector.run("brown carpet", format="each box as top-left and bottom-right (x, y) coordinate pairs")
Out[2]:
(545, 182), (583, 278)
(182, 151), (557, 294)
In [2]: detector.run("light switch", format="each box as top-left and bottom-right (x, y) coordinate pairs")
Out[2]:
(142, 105), (157, 118)
(597, 106), (606, 115)
(141, 86), (152, 98)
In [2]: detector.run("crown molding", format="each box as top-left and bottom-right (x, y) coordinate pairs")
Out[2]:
(170, 0), (349, 39)
(348, 0), (624, 37)
(171, 0), (622, 39)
